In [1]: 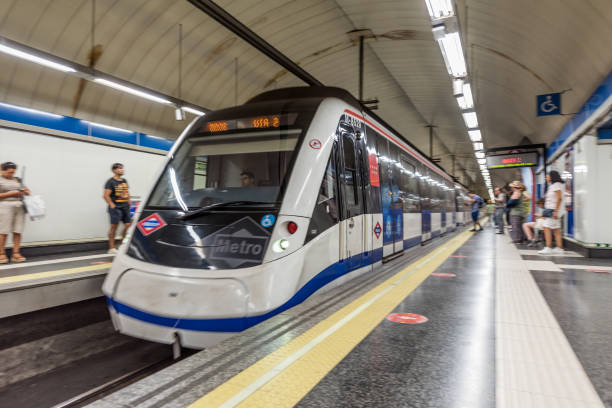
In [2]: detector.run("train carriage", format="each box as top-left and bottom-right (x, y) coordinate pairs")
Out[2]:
(103, 87), (470, 349)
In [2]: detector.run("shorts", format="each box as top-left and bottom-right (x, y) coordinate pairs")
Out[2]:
(471, 211), (479, 222)
(542, 216), (561, 229)
(0, 201), (25, 234)
(109, 206), (131, 225)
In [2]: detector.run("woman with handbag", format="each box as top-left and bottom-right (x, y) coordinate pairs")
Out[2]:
(507, 181), (525, 243)
(538, 171), (565, 255)
(0, 162), (30, 263)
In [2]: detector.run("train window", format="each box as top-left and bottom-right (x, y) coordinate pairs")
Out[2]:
(400, 158), (420, 213)
(342, 134), (359, 208)
(306, 146), (340, 243)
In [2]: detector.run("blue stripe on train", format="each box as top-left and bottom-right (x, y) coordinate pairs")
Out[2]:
(107, 247), (384, 333)
(404, 236), (421, 249)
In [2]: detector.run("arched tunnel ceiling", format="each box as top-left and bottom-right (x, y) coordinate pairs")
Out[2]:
(1, 0), (611, 191)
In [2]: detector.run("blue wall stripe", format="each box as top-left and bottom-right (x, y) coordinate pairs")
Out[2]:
(547, 69), (612, 159)
(108, 247), (384, 333)
(0, 102), (174, 151)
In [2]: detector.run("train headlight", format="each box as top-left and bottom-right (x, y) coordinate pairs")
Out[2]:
(272, 239), (291, 253)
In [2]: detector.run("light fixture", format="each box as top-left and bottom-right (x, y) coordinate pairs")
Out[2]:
(174, 108), (186, 121)
(462, 111), (478, 128)
(462, 83), (474, 108)
(436, 31), (467, 78)
(452, 78), (464, 96)
(475, 151), (485, 159)
(480, 164), (486, 171)
(477, 158), (486, 165)
(424, 0), (454, 20)
(468, 129), (482, 142)
(473, 142), (484, 151)
(94, 78), (172, 104)
(0, 43), (76, 73)
(83, 120), (133, 133)
(182, 106), (206, 116)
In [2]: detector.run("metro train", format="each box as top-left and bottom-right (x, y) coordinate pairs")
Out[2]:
(103, 87), (472, 349)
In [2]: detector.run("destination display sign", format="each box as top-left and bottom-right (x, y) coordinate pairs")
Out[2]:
(486, 152), (539, 169)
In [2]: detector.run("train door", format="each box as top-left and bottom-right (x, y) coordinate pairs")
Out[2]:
(419, 167), (432, 242)
(389, 145), (404, 253)
(338, 122), (366, 271)
(378, 139), (402, 257)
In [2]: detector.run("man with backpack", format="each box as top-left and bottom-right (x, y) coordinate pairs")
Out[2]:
(468, 192), (483, 232)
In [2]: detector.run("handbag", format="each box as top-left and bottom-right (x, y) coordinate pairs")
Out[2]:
(23, 195), (45, 220)
(542, 208), (554, 218)
(506, 198), (519, 208)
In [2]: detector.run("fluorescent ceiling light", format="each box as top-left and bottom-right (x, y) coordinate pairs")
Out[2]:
(468, 129), (482, 142)
(83, 120), (133, 133)
(94, 78), (171, 104)
(480, 164), (486, 170)
(475, 151), (485, 159)
(477, 158), (486, 165)
(462, 111), (478, 128)
(462, 83), (474, 109)
(424, 0), (454, 20)
(0, 43), (76, 73)
(452, 78), (464, 96)
(182, 106), (206, 116)
(437, 31), (467, 78)
(0, 102), (63, 118)
(473, 142), (484, 151)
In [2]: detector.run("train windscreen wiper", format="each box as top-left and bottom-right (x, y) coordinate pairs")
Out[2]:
(179, 201), (277, 220)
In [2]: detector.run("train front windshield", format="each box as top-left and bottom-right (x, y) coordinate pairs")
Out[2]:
(147, 113), (310, 211)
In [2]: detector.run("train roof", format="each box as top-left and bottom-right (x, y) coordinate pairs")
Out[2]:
(247, 86), (451, 180)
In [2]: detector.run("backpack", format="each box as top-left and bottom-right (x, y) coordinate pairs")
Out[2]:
(478, 198), (484, 208)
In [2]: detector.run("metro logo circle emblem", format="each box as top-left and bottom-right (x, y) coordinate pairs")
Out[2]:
(309, 139), (322, 149)
(374, 222), (382, 239)
(137, 213), (167, 236)
(386, 313), (428, 324)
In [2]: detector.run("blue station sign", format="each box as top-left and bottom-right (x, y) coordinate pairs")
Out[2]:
(537, 93), (561, 116)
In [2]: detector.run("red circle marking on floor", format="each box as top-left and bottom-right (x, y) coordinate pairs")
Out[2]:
(450, 255), (467, 258)
(431, 272), (456, 277)
(587, 269), (612, 274)
(386, 313), (428, 324)
(91, 261), (112, 265)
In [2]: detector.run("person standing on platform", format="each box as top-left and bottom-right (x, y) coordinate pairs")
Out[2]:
(538, 170), (565, 255)
(104, 163), (131, 254)
(508, 181), (525, 243)
(468, 192), (483, 232)
(494, 187), (506, 234)
(0, 162), (30, 263)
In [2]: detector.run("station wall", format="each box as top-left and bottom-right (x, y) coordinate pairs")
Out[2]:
(0, 127), (167, 244)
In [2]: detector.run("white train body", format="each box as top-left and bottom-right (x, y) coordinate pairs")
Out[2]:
(102, 87), (471, 349)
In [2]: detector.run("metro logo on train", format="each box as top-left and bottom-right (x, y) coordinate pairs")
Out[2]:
(136, 213), (167, 236)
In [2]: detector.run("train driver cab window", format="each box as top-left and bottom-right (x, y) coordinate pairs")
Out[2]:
(306, 146), (340, 242)
(342, 134), (359, 209)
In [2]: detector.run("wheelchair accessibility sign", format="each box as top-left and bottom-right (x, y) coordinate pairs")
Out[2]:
(537, 93), (561, 116)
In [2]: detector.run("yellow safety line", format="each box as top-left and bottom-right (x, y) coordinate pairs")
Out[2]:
(189, 229), (473, 408)
(0, 263), (109, 285)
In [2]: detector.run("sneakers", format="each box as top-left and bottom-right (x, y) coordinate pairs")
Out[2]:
(469, 228), (476, 232)
(551, 247), (565, 255)
(538, 247), (553, 255)
(107, 248), (118, 254)
(538, 247), (564, 255)
(527, 240), (537, 247)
